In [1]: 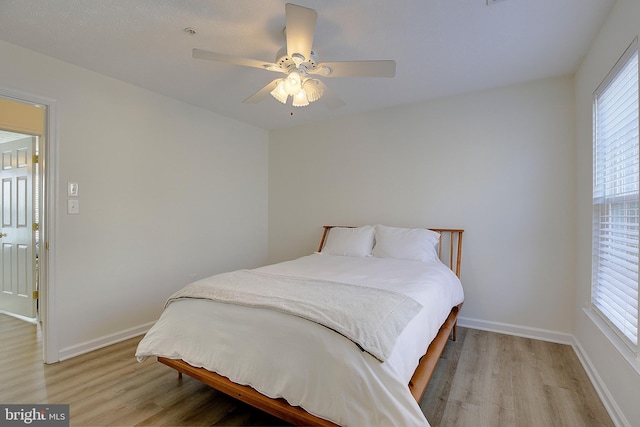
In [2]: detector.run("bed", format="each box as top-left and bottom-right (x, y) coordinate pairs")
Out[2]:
(136, 225), (464, 427)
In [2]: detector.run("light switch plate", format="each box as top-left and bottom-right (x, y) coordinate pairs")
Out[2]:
(68, 182), (79, 197)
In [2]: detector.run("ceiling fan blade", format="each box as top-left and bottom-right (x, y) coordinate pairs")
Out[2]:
(285, 3), (317, 60)
(312, 60), (396, 78)
(193, 48), (280, 71)
(315, 80), (345, 109)
(243, 79), (280, 104)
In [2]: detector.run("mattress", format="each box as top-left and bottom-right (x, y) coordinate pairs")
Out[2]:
(136, 253), (464, 426)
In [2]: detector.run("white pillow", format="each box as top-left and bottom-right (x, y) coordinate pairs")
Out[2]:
(321, 226), (375, 257)
(372, 225), (440, 262)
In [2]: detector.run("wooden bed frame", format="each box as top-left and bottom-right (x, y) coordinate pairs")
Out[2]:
(158, 226), (463, 427)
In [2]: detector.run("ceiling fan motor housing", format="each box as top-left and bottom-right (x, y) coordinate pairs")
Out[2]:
(274, 46), (320, 75)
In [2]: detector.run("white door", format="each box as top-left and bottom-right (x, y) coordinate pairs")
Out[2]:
(0, 136), (36, 319)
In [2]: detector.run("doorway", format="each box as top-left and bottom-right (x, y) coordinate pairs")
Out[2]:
(0, 93), (54, 363)
(0, 130), (38, 321)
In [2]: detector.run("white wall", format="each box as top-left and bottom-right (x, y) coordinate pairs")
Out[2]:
(575, 0), (640, 426)
(269, 75), (576, 337)
(0, 40), (269, 359)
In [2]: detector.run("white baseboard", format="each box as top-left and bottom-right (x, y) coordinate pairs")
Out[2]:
(457, 316), (573, 345)
(571, 337), (629, 427)
(0, 310), (38, 324)
(58, 321), (155, 361)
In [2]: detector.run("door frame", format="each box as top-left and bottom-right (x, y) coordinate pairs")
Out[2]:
(0, 87), (58, 364)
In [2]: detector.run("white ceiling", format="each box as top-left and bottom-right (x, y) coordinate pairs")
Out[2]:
(0, 0), (614, 131)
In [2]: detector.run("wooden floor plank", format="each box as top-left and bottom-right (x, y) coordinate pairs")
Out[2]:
(421, 328), (614, 427)
(0, 314), (614, 426)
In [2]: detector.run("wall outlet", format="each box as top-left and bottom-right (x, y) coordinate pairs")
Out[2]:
(67, 199), (79, 214)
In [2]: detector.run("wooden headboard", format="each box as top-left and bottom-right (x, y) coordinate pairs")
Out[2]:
(318, 226), (463, 278)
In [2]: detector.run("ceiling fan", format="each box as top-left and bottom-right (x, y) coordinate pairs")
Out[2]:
(192, 3), (396, 108)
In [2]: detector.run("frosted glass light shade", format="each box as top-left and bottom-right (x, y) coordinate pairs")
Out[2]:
(292, 90), (309, 107)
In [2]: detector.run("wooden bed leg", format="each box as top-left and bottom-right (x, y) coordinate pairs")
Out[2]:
(450, 305), (462, 342)
(177, 372), (182, 379)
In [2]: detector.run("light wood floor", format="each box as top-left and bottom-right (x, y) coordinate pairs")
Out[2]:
(0, 314), (613, 426)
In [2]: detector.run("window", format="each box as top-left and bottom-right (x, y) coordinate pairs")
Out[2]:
(592, 39), (639, 351)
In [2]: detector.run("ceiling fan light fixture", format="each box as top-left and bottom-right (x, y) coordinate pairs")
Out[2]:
(270, 71), (323, 107)
(303, 79), (323, 102)
(192, 3), (394, 109)
(292, 90), (309, 107)
(270, 81), (289, 104)
(283, 71), (302, 95)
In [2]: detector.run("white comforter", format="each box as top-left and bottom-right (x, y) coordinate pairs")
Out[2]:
(136, 253), (464, 427)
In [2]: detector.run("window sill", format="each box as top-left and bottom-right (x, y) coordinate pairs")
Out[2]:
(584, 307), (640, 376)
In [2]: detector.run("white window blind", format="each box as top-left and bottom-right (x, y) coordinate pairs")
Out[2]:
(592, 39), (639, 350)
